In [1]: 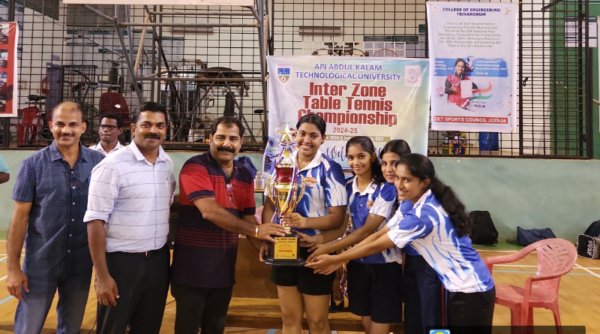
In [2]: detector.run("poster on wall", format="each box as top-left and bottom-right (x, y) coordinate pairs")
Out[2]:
(0, 22), (18, 118)
(266, 55), (430, 171)
(427, 2), (518, 132)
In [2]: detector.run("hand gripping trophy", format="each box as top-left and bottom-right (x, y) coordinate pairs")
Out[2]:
(264, 122), (307, 266)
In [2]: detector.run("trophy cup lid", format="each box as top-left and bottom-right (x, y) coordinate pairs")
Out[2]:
(275, 122), (297, 146)
(275, 123), (297, 169)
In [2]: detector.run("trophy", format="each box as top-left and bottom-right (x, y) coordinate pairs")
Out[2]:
(264, 122), (307, 266)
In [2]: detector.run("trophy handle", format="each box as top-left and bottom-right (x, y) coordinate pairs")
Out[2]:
(266, 174), (282, 222)
(290, 176), (306, 209)
(296, 175), (306, 203)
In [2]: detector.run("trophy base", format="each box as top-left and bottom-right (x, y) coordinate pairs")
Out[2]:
(265, 233), (305, 267)
(264, 258), (306, 266)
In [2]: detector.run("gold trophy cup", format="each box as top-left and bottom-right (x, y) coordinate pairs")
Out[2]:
(264, 123), (306, 266)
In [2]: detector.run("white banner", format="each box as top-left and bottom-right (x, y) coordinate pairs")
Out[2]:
(267, 56), (430, 170)
(63, 0), (253, 5)
(427, 2), (518, 132)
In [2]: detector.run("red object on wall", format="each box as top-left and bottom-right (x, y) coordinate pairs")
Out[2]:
(99, 91), (130, 126)
(0, 22), (19, 118)
(41, 78), (50, 95)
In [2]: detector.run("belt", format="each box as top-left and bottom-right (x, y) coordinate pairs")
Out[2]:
(123, 248), (163, 257)
(132, 250), (159, 257)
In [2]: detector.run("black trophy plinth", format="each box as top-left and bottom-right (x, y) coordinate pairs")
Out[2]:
(264, 232), (305, 266)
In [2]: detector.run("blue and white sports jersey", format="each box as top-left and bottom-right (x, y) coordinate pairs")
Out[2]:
(385, 200), (420, 256)
(386, 190), (494, 293)
(346, 177), (401, 264)
(292, 150), (348, 237)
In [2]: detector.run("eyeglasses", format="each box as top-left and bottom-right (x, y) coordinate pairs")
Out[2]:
(100, 125), (118, 131)
(225, 184), (238, 209)
(67, 170), (80, 190)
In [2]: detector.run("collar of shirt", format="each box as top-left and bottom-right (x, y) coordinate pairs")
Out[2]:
(129, 141), (168, 165)
(351, 177), (377, 197)
(92, 141), (123, 155)
(293, 149), (323, 171)
(206, 151), (240, 180)
(49, 141), (89, 164)
(413, 189), (433, 209)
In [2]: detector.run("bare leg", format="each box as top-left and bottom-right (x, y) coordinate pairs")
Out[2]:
(361, 316), (372, 334)
(302, 294), (331, 334)
(277, 285), (304, 334)
(369, 321), (391, 334)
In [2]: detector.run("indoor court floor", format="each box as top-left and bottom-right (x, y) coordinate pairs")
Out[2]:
(0, 242), (597, 334)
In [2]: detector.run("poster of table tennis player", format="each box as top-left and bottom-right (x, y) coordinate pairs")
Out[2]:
(0, 22), (18, 118)
(427, 2), (517, 132)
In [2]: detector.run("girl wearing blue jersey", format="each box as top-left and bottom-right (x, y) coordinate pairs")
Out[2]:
(305, 140), (443, 334)
(260, 114), (347, 334)
(308, 153), (495, 329)
(299, 137), (404, 334)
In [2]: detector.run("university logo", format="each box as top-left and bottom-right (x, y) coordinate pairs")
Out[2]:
(404, 65), (422, 87)
(277, 64), (291, 83)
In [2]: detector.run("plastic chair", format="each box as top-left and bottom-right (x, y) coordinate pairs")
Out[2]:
(484, 238), (577, 330)
(254, 206), (263, 225)
(13, 107), (42, 146)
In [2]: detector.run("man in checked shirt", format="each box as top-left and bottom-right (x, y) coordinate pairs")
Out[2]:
(6, 102), (105, 334)
(85, 101), (176, 334)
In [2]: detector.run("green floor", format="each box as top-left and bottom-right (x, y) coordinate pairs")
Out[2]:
(473, 241), (523, 250)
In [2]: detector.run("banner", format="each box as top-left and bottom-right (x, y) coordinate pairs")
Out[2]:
(0, 22), (18, 118)
(427, 2), (518, 132)
(266, 56), (429, 170)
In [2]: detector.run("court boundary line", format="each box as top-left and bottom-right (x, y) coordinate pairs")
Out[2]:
(574, 263), (600, 280)
(478, 249), (600, 275)
(494, 263), (600, 270)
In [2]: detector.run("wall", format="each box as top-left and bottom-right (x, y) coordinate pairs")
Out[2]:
(1, 149), (598, 243)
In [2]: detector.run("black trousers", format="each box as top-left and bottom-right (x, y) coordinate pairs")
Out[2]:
(96, 245), (170, 334)
(171, 282), (233, 334)
(403, 254), (444, 334)
(447, 287), (496, 333)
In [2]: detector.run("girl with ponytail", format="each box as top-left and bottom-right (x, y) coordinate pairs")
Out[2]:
(307, 153), (495, 330)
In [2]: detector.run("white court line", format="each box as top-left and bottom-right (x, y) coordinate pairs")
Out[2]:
(477, 250), (600, 271)
(494, 263), (600, 270)
(574, 263), (600, 280)
(0, 276), (6, 281)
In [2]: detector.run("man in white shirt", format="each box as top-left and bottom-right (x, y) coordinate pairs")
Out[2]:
(90, 114), (124, 156)
(84, 102), (175, 334)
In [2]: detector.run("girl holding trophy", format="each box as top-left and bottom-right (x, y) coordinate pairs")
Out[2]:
(260, 114), (347, 334)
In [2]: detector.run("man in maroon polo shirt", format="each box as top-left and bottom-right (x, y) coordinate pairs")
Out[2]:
(171, 116), (286, 334)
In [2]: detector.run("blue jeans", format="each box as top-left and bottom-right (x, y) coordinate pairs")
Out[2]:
(14, 270), (92, 334)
